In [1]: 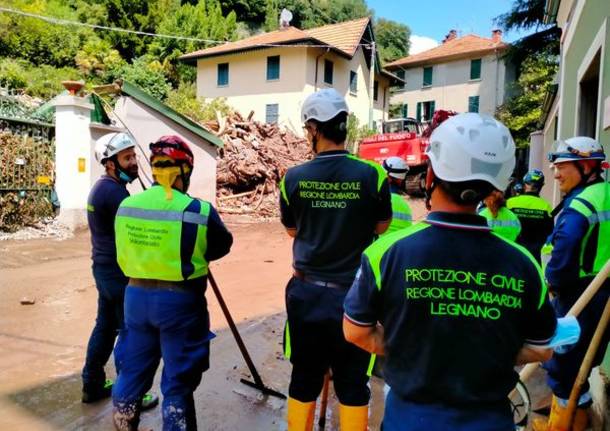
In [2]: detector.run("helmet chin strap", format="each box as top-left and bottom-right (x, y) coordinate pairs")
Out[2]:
(424, 166), (435, 211)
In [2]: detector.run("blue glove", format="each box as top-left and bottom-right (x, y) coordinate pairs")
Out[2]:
(549, 316), (581, 354)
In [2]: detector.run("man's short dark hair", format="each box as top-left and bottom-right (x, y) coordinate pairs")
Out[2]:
(309, 112), (348, 144)
(437, 178), (495, 205)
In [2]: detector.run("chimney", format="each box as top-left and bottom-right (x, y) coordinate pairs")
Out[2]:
(442, 29), (458, 44)
(492, 29), (502, 43)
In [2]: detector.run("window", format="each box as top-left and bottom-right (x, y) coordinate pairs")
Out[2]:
(267, 55), (280, 80)
(266, 103), (279, 124)
(416, 100), (435, 123)
(324, 59), (333, 84)
(396, 70), (406, 90)
(401, 104), (408, 118)
(578, 50), (600, 137)
(217, 63), (229, 86)
(373, 81), (379, 101)
(423, 66), (433, 87)
(349, 71), (358, 94)
(468, 96), (480, 113)
(470, 59), (482, 80)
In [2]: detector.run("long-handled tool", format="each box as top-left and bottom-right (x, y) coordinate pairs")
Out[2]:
(564, 297), (610, 429)
(516, 258), (610, 388)
(207, 270), (286, 399)
(318, 371), (331, 429)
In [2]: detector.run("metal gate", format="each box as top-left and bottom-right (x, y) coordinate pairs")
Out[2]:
(0, 88), (56, 232)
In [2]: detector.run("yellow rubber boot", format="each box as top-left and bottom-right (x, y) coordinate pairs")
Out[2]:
(531, 396), (589, 431)
(287, 397), (315, 431)
(339, 403), (368, 431)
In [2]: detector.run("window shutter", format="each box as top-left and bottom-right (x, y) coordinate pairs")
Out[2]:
(265, 104), (279, 124)
(324, 60), (333, 84)
(401, 104), (408, 118)
(416, 102), (422, 123)
(468, 96), (479, 113)
(397, 70), (405, 89)
(217, 63), (229, 86)
(470, 59), (481, 80)
(423, 67), (433, 86)
(374, 81), (379, 101)
(429, 101), (435, 119)
(267, 56), (280, 80)
(350, 71), (358, 93)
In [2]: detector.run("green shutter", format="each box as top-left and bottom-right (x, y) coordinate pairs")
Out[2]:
(324, 59), (333, 84)
(401, 103), (408, 118)
(267, 56), (280, 80)
(470, 59), (481, 80)
(397, 70), (406, 89)
(416, 102), (422, 122)
(217, 63), (229, 86)
(429, 101), (435, 119)
(423, 67), (433, 87)
(468, 96), (479, 113)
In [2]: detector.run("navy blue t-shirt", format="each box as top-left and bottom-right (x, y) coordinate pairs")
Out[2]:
(87, 176), (129, 266)
(344, 212), (556, 414)
(280, 150), (392, 284)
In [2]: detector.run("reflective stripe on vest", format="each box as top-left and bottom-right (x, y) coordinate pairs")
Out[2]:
(115, 185), (210, 281)
(479, 207), (521, 242)
(383, 193), (413, 236)
(567, 182), (610, 278)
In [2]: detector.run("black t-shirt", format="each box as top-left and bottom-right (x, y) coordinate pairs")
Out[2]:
(87, 176), (129, 267)
(344, 211), (557, 407)
(280, 150), (392, 284)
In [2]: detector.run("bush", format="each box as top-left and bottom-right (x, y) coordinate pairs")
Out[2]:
(0, 57), (81, 99)
(106, 56), (171, 101)
(166, 82), (233, 123)
(346, 113), (376, 153)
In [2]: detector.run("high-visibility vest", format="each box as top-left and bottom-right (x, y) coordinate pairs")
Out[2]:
(479, 206), (521, 241)
(567, 182), (610, 278)
(115, 185), (210, 281)
(507, 194), (553, 218)
(382, 192), (413, 236)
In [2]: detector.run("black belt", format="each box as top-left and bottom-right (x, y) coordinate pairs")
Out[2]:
(293, 270), (349, 289)
(129, 278), (198, 292)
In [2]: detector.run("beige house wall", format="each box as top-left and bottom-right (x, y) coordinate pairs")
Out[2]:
(196, 46), (390, 136)
(390, 54), (507, 119)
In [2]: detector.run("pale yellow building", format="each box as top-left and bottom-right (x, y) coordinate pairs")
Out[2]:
(385, 30), (513, 122)
(180, 18), (401, 135)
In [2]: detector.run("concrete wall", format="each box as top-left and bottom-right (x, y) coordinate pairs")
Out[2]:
(196, 46), (390, 135)
(390, 53), (507, 118)
(113, 97), (218, 203)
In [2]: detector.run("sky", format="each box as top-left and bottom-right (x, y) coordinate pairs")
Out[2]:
(368, 0), (533, 54)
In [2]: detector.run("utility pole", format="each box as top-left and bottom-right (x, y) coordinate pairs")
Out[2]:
(368, 41), (375, 130)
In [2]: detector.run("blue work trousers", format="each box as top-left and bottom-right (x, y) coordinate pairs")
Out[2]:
(544, 287), (610, 402)
(112, 285), (214, 431)
(382, 390), (514, 431)
(82, 263), (127, 388)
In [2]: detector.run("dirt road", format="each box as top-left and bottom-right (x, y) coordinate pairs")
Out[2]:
(0, 197), (428, 430)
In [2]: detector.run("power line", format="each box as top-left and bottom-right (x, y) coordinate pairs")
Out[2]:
(0, 7), (373, 49)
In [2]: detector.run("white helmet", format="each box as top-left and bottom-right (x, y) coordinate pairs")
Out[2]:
(94, 132), (136, 164)
(301, 88), (349, 123)
(548, 136), (605, 164)
(383, 156), (409, 180)
(426, 113), (515, 191)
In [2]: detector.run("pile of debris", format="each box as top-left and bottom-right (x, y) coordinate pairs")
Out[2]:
(207, 112), (311, 218)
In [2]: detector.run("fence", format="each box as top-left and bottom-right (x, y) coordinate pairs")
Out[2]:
(0, 88), (56, 232)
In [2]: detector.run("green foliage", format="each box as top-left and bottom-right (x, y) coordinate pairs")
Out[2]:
(0, 0), (94, 67)
(0, 58), (81, 98)
(389, 103), (403, 119)
(374, 18), (410, 64)
(220, 0), (266, 23)
(75, 37), (125, 77)
(166, 81), (233, 123)
(264, 0), (279, 31)
(106, 56), (171, 100)
(264, 0), (370, 31)
(496, 54), (558, 147)
(346, 113), (375, 153)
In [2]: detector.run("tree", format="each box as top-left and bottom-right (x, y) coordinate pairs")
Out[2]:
(106, 56), (171, 100)
(75, 37), (125, 78)
(374, 18), (410, 65)
(496, 53), (558, 147)
(219, 0), (266, 24)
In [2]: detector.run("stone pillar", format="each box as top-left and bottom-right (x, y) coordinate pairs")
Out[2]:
(528, 130), (544, 170)
(52, 94), (94, 229)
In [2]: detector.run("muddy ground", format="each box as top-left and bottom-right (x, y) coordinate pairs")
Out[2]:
(0, 198), (553, 430)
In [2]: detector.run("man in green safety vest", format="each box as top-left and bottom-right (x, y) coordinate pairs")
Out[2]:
(534, 137), (609, 431)
(381, 157), (413, 235)
(507, 169), (554, 261)
(111, 135), (233, 431)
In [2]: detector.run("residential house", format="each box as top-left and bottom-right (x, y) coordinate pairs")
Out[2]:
(180, 18), (401, 134)
(385, 30), (513, 122)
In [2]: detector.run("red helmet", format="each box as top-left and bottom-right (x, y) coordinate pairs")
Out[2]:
(149, 135), (194, 169)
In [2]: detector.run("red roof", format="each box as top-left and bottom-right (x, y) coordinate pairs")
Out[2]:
(180, 17), (371, 61)
(386, 34), (508, 69)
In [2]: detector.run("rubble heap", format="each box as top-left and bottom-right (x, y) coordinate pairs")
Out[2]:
(207, 112), (311, 218)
